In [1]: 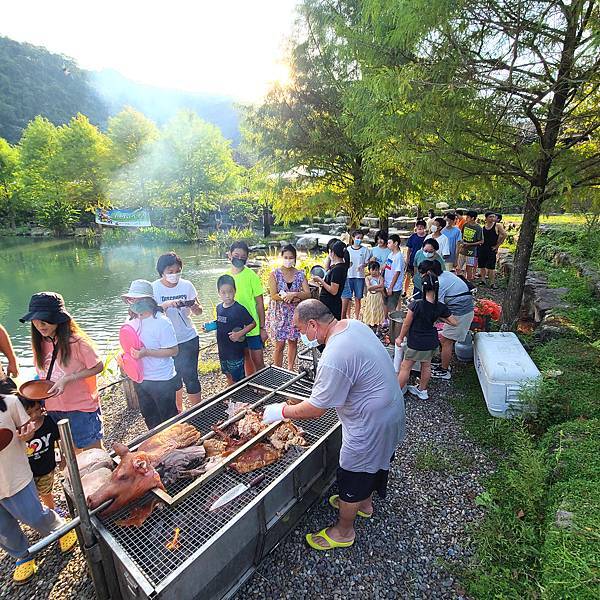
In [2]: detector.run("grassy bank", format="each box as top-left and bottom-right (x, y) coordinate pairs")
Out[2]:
(452, 229), (600, 599)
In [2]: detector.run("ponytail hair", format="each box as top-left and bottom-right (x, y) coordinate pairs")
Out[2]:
(422, 273), (440, 304)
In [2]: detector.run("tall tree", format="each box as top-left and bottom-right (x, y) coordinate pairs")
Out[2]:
(0, 138), (22, 229)
(53, 114), (111, 222)
(353, 0), (600, 327)
(244, 0), (400, 227)
(106, 107), (159, 207)
(156, 110), (241, 238)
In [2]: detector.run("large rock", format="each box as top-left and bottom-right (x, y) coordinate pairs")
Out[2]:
(296, 235), (319, 250)
(304, 227), (320, 234)
(523, 271), (570, 323)
(335, 216), (349, 224)
(361, 217), (380, 228)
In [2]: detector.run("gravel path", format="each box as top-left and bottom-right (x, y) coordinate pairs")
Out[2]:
(1, 339), (495, 599)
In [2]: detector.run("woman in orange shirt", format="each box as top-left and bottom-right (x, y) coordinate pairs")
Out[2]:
(20, 292), (104, 452)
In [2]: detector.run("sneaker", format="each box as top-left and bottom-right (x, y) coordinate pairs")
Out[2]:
(431, 366), (452, 380)
(13, 558), (37, 585)
(59, 529), (78, 553)
(407, 385), (429, 400)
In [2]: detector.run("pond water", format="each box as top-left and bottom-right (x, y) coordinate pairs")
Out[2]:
(0, 237), (230, 376)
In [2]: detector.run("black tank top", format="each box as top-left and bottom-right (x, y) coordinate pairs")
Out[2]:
(483, 224), (499, 248)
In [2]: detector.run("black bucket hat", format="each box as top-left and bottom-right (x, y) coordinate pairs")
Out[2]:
(20, 292), (72, 324)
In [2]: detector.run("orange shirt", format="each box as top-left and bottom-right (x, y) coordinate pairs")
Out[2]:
(36, 336), (101, 413)
(456, 216), (467, 231)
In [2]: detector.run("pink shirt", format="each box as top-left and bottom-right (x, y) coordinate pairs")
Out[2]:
(35, 336), (101, 413)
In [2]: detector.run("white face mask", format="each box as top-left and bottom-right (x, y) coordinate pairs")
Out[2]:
(424, 251), (434, 258)
(300, 323), (319, 349)
(282, 258), (295, 268)
(430, 225), (438, 233)
(165, 272), (181, 284)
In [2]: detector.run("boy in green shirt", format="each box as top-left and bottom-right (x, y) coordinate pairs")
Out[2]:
(228, 241), (267, 376)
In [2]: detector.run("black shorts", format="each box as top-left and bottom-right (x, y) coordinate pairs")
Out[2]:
(174, 336), (201, 394)
(337, 466), (390, 503)
(478, 249), (498, 270)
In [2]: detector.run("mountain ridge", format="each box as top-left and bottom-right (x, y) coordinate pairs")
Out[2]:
(0, 36), (240, 144)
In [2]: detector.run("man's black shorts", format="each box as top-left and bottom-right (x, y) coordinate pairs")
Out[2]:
(337, 466), (390, 503)
(477, 249), (497, 270)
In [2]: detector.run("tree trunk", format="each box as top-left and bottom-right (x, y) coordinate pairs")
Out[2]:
(378, 214), (389, 233)
(263, 205), (272, 237)
(501, 192), (542, 329)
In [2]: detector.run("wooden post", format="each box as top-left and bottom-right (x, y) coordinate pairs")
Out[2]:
(121, 376), (139, 410)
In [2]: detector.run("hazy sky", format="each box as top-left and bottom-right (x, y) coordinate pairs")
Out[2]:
(0, 0), (298, 101)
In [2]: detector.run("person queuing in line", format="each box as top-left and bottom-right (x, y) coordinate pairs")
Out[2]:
(382, 234), (405, 325)
(19, 396), (60, 510)
(213, 275), (256, 385)
(455, 209), (467, 231)
(342, 230), (371, 320)
(456, 210), (484, 280)
(442, 213), (463, 270)
(477, 212), (507, 288)
(412, 239), (446, 298)
(396, 273), (457, 400)
(228, 241), (267, 376)
(425, 217), (451, 263)
(404, 220), (427, 296)
(122, 280), (179, 430)
(362, 260), (386, 332)
(153, 252), (203, 410)
(0, 393), (77, 585)
(0, 324), (19, 394)
(262, 300), (405, 550)
(425, 209), (437, 232)
(266, 245), (311, 370)
(20, 293), (104, 452)
(371, 229), (390, 268)
(419, 260), (475, 381)
(312, 240), (348, 321)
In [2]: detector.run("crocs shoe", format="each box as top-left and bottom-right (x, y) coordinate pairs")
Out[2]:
(59, 529), (78, 553)
(13, 558), (37, 585)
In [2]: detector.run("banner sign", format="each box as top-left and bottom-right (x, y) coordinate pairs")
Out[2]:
(95, 208), (151, 227)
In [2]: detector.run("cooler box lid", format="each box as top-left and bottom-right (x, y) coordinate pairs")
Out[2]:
(474, 332), (540, 383)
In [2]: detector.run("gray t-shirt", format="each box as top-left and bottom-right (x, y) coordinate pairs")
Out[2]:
(437, 271), (475, 316)
(308, 320), (406, 473)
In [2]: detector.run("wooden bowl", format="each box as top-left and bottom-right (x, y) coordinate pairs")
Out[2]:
(18, 379), (56, 401)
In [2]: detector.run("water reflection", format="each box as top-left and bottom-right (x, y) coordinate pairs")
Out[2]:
(0, 237), (228, 372)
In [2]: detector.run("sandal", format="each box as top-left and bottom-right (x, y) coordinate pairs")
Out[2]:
(13, 558), (37, 585)
(59, 529), (78, 553)
(306, 527), (355, 551)
(328, 494), (372, 518)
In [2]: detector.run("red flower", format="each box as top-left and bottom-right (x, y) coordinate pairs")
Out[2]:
(475, 299), (502, 321)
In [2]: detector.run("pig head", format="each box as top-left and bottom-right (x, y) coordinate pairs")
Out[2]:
(87, 442), (165, 515)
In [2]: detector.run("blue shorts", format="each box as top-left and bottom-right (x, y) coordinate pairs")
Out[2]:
(220, 358), (245, 382)
(246, 334), (263, 350)
(48, 408), (103, 449)
(341, 278), (366, 300)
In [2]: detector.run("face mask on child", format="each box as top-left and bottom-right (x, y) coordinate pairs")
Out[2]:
(354, 238), (362, 246)
(430, 225), (438, 233)
(423, 251), (434, 258)
(164, 272), (181, 284)
(231, 257), (247, 269)
(282, 258), (295, 268)
(130, 299), (155, 315)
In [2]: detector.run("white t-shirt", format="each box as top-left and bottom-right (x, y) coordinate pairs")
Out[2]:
(383, 250), (405, 292)
(425, 233), (450, 258)
(129, 313), (177, 381)
(308, 321), (405, 473)
(152, 279), (199, 344)
(346, 245), (371, 279)
(0, 395), (33, 499)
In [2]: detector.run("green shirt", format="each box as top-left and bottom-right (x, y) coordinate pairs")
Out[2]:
(460, 223), (483, 257)
(413, 250), (445, 292)
(229, 267), (264, 337)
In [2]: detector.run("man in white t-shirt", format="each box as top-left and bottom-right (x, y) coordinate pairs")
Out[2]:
(263, 300), (405, 550)
(342, 230), (371, 320)
(153, 252), (203, 409)
(425, 217), (450, 261)
(382, 234), (405, 324)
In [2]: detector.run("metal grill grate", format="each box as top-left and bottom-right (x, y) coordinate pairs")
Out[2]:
(96, 367), (339, 588)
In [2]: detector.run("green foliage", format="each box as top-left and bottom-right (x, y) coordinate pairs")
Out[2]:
(0, 137), (23, 227)
(206, 227), (260, 249)
(198, 359), (221, 376)
(414, 443), (474, 473)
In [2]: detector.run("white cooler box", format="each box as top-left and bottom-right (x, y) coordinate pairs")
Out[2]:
(473, 332), (541, 418)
